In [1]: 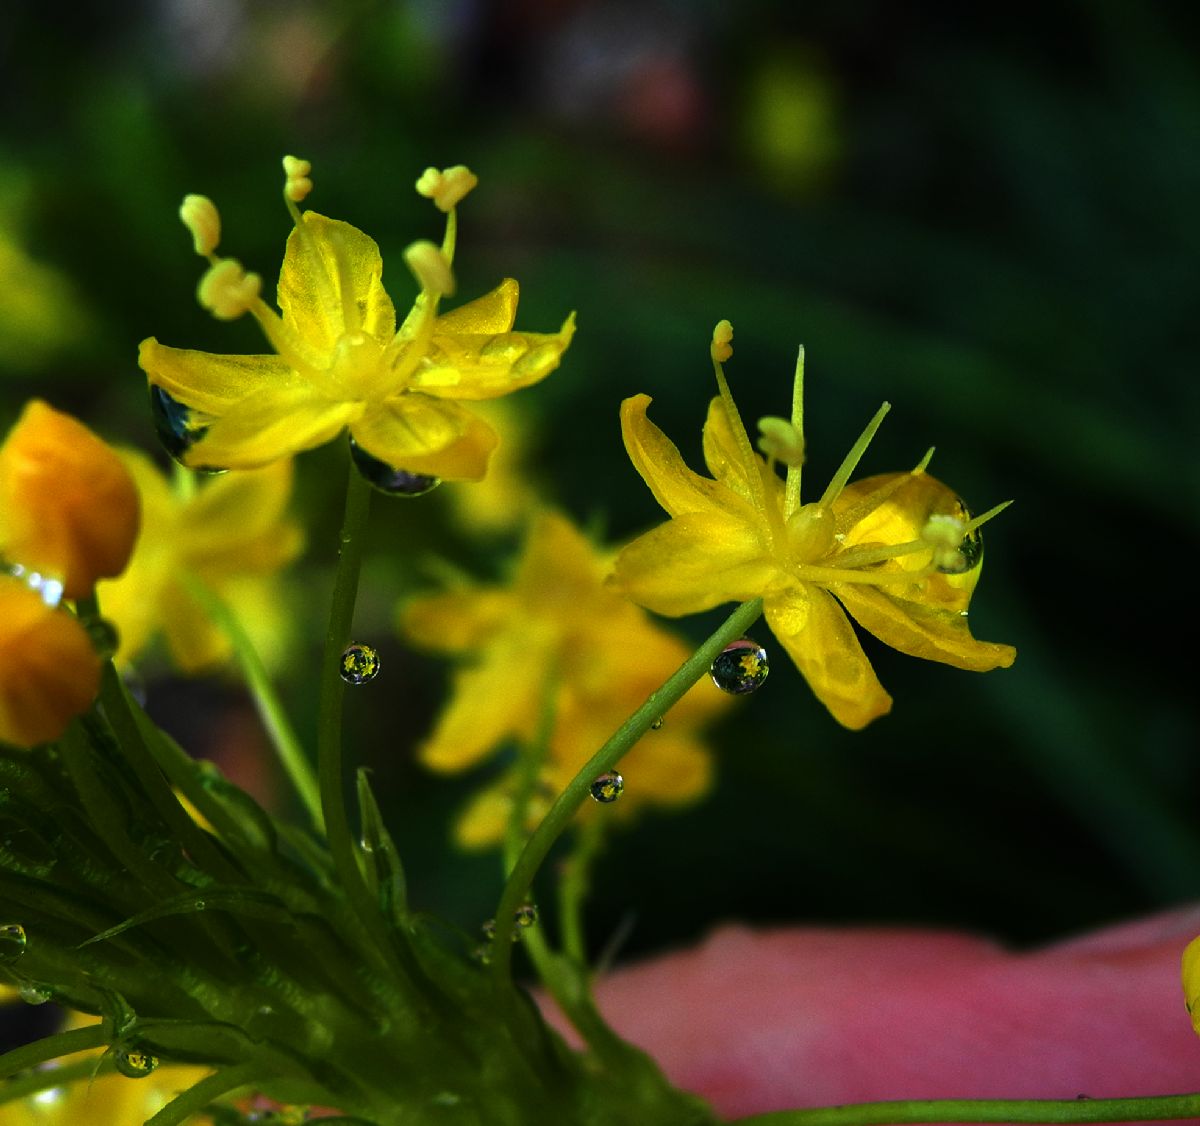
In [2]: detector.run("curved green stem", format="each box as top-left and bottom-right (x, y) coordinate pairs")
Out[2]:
(558, 813), (605, 965)
(489, 597), (764, 982)
(730, 1093), (1200, 1125)
(181, 573), (323, 832)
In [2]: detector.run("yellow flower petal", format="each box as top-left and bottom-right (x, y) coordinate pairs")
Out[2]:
(184, 460), (302, 570)
(187, 386), (361, 468)
(350, 395), (498, 480)
(619, 394), (743, 518)
(765, 586), (893, 729)
(703, 393), (778, 509)
(833, 583), (1016, 672)
(276, 212), (397, 353)
(612, 511), (778, 616)
(401, 589), (516, 652)
(409, 313), (577, 400)
(617, 729), (713, 806)
(138, 340), (300, 417)
(434, 278), (519, 335)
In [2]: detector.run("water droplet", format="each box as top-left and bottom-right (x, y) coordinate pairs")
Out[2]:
(0, 922), (28, 963)
(710, 637), (770, 695)
(349, 437), (440, 497)
(481, 918), (497, 940)
(650, 716), (665, 730)
(590, 771), (624, 803)
(937, 499), (984, 574)
(18, 981), (51, 1005)
(84, 617), (120, 658)
(472, 944), (492, 965)
(340, 643), (381, 685)
(513, 903), (538, 928)
(114, 1046), (159, 1078)
(149, 386), (227, 474)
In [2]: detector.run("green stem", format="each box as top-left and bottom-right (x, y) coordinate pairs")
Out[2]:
(504, 666), (559, 876)
(490, 597), (764, 982)
(181, 573), (323, 832)
(144, 1062), (263, 1126)
(558, 813), (605, 965)
(730, 1093), (1200, 1125)
(0, 1025), (107, 1080)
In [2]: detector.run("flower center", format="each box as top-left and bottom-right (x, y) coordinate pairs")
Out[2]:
(329, 331), (387, 401)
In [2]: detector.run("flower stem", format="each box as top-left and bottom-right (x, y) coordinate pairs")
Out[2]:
(729, 1094), (1200, 1125)
(489, 597), (764, 982)
(181, 574), (324, 832)
(558, 813), (605, 965)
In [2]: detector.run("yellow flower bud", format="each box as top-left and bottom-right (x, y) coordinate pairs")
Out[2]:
(403, 239), (455, 297)
(0, 577), (102, 747)
(0, 401), (141, 599)
(197, 259), (263, 320)
(282, 154), (313, 203)
(179, 194), (221, 257)
(757, 416), (805, 466)
(415, 165), (479, 212)
(711, 319), (734, 363)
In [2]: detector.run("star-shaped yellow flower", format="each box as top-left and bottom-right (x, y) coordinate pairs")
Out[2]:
(611, 321), (1016, 729)
(399, 511), (729, 848)
(138, 159), (574, 478)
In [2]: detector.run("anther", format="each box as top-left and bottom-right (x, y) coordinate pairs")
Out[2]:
(415, 165), (479, 212)
(282, 155), (313, 203)
(179, 194), (221, 257)
(757, 416), (805, 466)
(921, 513), (968, 573)
(711, 319), (734, 363)
(403, 239), (455, 297)
(197, 259), (263, 320)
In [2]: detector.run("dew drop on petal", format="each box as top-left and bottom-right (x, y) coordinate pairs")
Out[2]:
(18, 981), (51, 1005)
(349, 437), (440, 497)
(937, 498), (984, 574)
(0, 923), (28, 964)
(114, 1046), (159, 1079)
(340, 643), (381, 685)
(589, 771), (624, 803)
(710, 637), (770, 695)
(513, 903), (538, 929)
(149, 386), (227, 474)
(650, 716), (664, 730)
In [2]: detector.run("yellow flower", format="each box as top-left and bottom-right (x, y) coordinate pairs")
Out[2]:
(0, 400), (140, 601)
(138, 158), (575, 478)
(399, 512), (729, 848)
(97, 454), (302, 674)
(611, 322), (1015, 730)
(0, 576), (101, 747)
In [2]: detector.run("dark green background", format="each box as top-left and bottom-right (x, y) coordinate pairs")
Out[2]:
(2, 0), (1197, 980)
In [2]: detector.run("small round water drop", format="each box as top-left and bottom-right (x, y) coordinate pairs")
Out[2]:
(84, 617), (120, 659)
(590, 771), (624, 804)
(710, 637), (769, 695)
(149, 386), (227, 474)
(650, 716), (665, 730)
(340, 643), (381, 685)
(349, 438), (440, 497)
(472, 944), (492, 965)
(114, 1046), (159, 1079)
(18, 981), (51, 1005)
(481, 918), (497, 940)
(513, 903), (538, 929)
(0, 923), (28, 963)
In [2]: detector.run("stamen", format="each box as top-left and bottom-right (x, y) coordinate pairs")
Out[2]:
(179, 194), (221, 258)
(197, 259), (262, 320)
(404, 240), (455, 298)
(757, 417), (804, 466)
(283, 155), (313, 203)
(816, 401), (890, 511)
(785, 345), (805, 516)
(793, 561), (935, 588)
(416, 165), (479, 213)
(963, 499), (1012, 535)
(710, 319), (733, 363)
(834, 538), (931, 570)
(921, 514), (969, 573)
(913, 446), (934, 474)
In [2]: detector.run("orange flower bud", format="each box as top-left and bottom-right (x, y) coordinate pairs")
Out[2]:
(0, 578), (101, 747)
(0, 400), (141, 599)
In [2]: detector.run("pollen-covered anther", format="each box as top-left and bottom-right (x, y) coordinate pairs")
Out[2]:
(197, 259), (263, 320)
(921, 513), (969, 572)
(404, 239), (455, 297)
(179, 194), (221, 257)
(282, 154), (313, 202)
(415, 165), (479, 212)
(710, 319), (734, 363)
(757, 416), (805, 466)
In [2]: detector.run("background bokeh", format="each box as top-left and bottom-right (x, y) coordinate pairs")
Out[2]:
(3, 0), (1199, 986)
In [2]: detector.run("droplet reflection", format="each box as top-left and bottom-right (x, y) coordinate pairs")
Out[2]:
(710, 638), (769, 695)
(340, 643), (381, 685)
(589, 771), (624, 804)
(349, 438), (440, 497)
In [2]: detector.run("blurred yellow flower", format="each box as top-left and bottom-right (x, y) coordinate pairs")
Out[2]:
(138, 158), (574, 478)
(0, 577), (101, 748)
(97, 454), (302, 674)
(611, 323), (1015, 730)
(399, 512), (729, 848)
(0, 400), (140, 601)
(446, 397), (540, 535)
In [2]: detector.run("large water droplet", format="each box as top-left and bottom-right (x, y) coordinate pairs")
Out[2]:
(149, 386), (227, 474)
(937, 498), (983, 574)
(710, 637), (769, 695)
(114, 1046), (160, 1079)
(349, 437), (440, 497)
(589, 771), (624, 803)
(18, 981), (51, 1005)
(340, 643), (381, 685)
(513, 903), (538, 929)
(0, 922), (28, 963)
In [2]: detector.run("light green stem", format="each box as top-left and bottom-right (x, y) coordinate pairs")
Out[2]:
(731, 1093), (1200, 1125)
(558, 813), (605, 965)
(181, 574), (323, 832)
(489, 597), (764, 982)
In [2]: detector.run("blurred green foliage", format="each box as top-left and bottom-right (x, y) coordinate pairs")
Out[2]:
(2, 0), (1198, 979)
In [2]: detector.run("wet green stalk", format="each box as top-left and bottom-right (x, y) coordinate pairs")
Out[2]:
(489, 597), (764, 982)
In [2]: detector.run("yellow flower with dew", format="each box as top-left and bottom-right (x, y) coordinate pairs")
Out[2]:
(138, 158), (575, 479)
(97, 454), (302, 674)
(399, 512), (730, 849)
(611, 321), (1016, 730)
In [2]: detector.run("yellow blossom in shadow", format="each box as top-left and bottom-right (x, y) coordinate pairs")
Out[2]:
(97, 453), (302, 674)
(611, 323), (1015, 730)
(138, 158), (574, 478)
(399, 512), (729, 848)
(446, 397), (540, 535)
